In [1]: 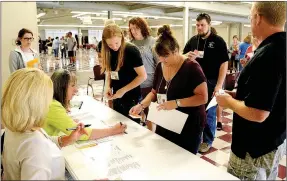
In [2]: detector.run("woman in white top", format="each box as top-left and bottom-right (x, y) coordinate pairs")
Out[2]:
(2, 68), (88, 180)
(9, 28), (41, 73)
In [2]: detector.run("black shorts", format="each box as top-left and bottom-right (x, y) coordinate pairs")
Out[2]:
(68, 51), (76, 57)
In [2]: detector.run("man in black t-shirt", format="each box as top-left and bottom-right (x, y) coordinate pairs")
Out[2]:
(216, 2), (286, 180)
(183, 13), (229, 153)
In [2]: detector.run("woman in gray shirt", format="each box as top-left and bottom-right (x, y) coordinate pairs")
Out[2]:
(9, 28), (40, 73)
(129, 17), (159, 130)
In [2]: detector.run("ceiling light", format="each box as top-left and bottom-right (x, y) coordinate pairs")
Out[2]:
(38, 24), (130, 28)
(244, 24), (251, 27)
(72, 13), (88, 18)
(38, 24), (105, 28)
(71, 11), (106, 15)
(37, 12), (46, 18)
(211, 21), (222, 25)
(241, 2), (253, 4)
(149, 24), (183, 28)
(113, 14), (182, 20)
(113, 11), (143, 15)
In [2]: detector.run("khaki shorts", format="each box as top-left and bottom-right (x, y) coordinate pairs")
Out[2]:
(227, 140), (286, 180)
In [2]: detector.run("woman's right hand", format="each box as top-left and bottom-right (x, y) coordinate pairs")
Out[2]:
(68, 123), (89, 143)
(111, 123), (127, 135)
(129, 104), (143, 116)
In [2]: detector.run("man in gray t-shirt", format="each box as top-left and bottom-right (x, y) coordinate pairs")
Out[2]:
(67, 32), (77, 66)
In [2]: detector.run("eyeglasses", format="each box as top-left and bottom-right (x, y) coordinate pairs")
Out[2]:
(23, 37), (34, 41)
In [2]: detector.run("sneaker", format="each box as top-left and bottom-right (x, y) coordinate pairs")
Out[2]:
(217, 122), (223, 131)
(199, 142), (211, 153)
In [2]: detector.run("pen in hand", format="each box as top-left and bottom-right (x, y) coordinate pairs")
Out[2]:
(120, 122), (127, 134)
(66, 124), (91, 131)
(78, 101), (83, 109)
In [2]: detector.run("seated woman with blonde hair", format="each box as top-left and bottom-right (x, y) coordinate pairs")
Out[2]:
(2, 68), (87, 179)
(43, 69), (126, 140)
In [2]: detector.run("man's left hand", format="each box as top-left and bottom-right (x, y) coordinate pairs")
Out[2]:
(216, 93), (233, 108)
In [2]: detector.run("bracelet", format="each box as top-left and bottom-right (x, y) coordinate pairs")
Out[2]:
(175, 100), (179, 108)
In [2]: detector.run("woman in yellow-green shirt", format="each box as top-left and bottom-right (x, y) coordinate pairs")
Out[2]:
(44, 69), (126, 140)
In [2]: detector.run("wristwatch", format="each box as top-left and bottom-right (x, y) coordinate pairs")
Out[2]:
(175, 99), (181, 107)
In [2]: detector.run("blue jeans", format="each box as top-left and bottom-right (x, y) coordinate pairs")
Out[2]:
(203, 105), (217, 145)
(54, 48), (59, 57)
(202, 79), (217, 146)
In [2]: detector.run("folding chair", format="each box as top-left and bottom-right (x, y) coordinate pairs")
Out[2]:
(87, 65), (105, 101)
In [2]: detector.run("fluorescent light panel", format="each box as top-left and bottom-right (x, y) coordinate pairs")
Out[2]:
(37, 12), (46, 18)
(78, 17), (122, 20)
(38, 24), (183, 28)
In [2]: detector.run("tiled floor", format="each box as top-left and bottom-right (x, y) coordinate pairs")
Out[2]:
(40, 48), (98, 74)
(45, 50), (286, 180)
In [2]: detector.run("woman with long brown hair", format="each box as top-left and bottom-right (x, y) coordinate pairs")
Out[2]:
(101, 24), (147, 123)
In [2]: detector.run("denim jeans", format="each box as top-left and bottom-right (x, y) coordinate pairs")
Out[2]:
(54, 48), (59, 57)
(202, 79), (217, 146)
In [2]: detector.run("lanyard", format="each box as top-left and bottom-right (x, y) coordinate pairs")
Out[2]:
(196, 36), (208, 51)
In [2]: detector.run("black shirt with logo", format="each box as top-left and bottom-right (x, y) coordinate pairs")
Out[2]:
(110, 43), (143, 101)
(183, 33), (229, 80)
(232, 32), (286, 159)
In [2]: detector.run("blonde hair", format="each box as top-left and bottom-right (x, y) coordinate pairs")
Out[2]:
(104, 19), (115, 27)
(101, 24), (126, 73)
(253, 2), (286, 27)
(2, 68), (53, 132)
(243, 35), (252, 44)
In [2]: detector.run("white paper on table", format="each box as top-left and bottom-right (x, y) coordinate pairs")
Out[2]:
(79, 143), (143, 179)
(206, 96), (217, 111)
(147, 102), (188, 134)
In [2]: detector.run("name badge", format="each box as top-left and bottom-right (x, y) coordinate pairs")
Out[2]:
(157, 94), (167, 104)
(198, 51), (204, 58)
(110, 71), (119, 80)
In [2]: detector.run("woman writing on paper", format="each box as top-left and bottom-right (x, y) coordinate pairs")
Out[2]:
(43, 69), (127, 140)
(2, 68), (88, 180)
(129, 25), (208, 154)
(101, 24), (147, 123)
(9, 28), (41, 73)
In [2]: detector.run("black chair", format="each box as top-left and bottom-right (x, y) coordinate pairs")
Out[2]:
(87, 65), (105, 101)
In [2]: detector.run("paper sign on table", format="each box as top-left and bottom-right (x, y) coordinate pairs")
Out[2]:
(147, 102), (188, 134)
